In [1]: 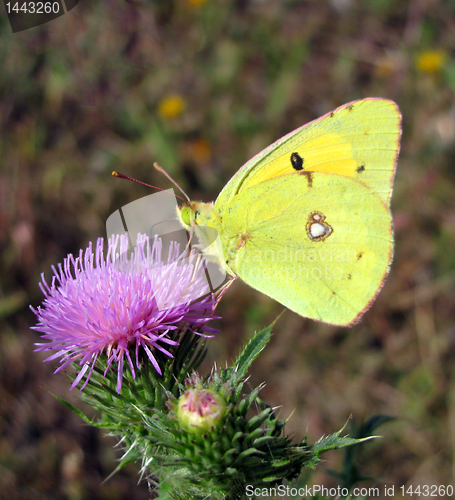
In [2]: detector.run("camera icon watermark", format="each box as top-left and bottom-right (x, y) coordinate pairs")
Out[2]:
(106, 189), (226, 309)
(4, 0), (79, 33)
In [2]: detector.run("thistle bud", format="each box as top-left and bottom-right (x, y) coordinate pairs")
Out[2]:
(177, 388), (226, 434)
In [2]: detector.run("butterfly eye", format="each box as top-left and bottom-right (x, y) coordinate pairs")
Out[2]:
(290, 152), (304, 171)
(180, 207), (192, 226)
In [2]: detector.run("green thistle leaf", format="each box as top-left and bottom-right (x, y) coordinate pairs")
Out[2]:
(231, 319), (278, 384)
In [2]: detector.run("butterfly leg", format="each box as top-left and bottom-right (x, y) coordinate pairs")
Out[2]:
(212, 275), (237, 313)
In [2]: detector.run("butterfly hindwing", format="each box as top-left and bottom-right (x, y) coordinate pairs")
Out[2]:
(215, 172), (393, 326)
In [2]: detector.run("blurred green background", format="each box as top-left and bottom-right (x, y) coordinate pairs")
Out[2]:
(1, 0), (455, 498)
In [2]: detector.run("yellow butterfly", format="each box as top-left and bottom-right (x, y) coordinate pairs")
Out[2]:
(177, 99), (402, 326)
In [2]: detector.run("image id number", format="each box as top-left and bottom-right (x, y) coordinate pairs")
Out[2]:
(400, 485), (453, 497)
(5, 1), (60, 13)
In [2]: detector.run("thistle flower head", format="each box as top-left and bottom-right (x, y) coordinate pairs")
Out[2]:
(32, 234), (217, 392)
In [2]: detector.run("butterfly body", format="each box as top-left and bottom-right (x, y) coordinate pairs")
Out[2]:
(178, 99), (401, 326)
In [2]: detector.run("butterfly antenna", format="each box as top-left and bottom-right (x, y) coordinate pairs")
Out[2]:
(112, 170), (186, 202)
(154, 162), (190, 202)
(112, 170), (189, 202)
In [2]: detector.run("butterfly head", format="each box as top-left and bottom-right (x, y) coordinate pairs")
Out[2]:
(177, 201), (215, 230)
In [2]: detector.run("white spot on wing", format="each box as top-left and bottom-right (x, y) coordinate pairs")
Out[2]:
(306, 211), (333, 242)
(310, 223), (326, 238)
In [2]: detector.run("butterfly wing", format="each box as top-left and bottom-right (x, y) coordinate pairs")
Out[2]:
(216, 98), (401, 210)
(216, 172), (393, 326)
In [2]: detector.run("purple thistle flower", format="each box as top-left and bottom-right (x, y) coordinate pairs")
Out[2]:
(31, 234), (218, 393)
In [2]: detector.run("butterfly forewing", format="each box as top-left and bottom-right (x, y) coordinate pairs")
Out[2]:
(216, 99), (401, 210)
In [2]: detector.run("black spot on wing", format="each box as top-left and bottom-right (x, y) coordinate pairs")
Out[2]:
(347, 104), (354, 112)
(291, 152), (304, 171)
(356, 163), (365, 173)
